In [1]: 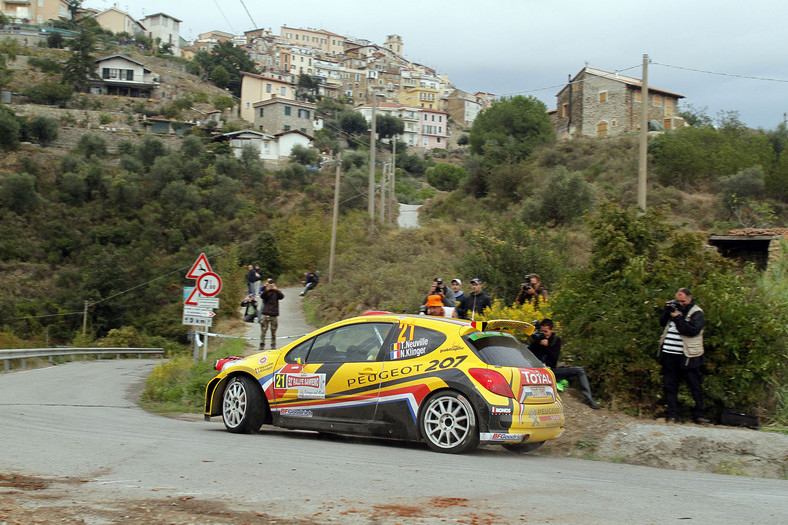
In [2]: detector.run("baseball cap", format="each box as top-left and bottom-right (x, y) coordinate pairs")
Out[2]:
(425, 295), (444, 307)
(471, 278), (483, 285)
(451, 278), (462, 285)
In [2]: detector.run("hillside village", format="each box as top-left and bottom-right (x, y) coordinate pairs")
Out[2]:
(2, 1), (689, 154)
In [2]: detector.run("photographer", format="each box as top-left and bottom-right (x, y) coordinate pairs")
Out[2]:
(421, 278), (456, 310)
(516, 274), (549, 308)
(657, 288), (707, 424)
(240, 294), (258, 323)
(259, 280), (284, 350)
(528, 319), (601, 409)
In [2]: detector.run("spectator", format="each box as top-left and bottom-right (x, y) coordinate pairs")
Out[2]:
(516, 274), (549, 308)
(240, 294), (258, 322)
(529, 319), (601, 409)
(450, 278), (466, 318)
(300, 271), (319, 296)
(245, 265), (259, 295)
(421, 278), (456, 310)
(461, 278), (492, 320)
(658, 288), (708, 424)
(253, 264), (263, 295)
(424, 294), (448, 317)
(259, 280), (285, 350)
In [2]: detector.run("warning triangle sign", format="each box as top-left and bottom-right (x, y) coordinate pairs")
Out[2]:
(186, 253), (212, 279)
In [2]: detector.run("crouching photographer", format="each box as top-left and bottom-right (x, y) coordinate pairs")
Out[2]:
(528, 319), (601, 410)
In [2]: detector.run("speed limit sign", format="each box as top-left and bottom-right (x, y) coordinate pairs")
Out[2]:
(196, 272), (222, 297)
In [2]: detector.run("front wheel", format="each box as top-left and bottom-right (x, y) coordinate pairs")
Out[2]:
(419, 391), (479, 453)
(503, 441), (545, 453)
(222, 376), (265, 433)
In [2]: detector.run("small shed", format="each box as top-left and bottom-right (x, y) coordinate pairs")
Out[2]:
(707, 229), (788, 270)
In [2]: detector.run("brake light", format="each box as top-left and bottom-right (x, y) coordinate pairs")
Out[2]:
(469, 368), (515, 398)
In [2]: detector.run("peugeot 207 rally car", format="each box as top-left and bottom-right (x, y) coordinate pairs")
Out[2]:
(204, 314), (565, 453)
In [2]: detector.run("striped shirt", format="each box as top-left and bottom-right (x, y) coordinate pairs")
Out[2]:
(661, 321), (685, 355)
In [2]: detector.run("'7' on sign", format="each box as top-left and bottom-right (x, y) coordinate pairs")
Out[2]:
(197, 272), (222, 297)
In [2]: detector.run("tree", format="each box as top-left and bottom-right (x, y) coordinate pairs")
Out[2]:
(75, 133), (107, 159)
(47, 31), (65, 49)
(210, 65), (230, 89)
(28, 116), (60, 146)
(376, 114), (405, 141)
(23, 81), (73, 105)
(290, 144), (320, 166)
(297, 73), (319, 100)
(188, 41), (257, 97)
(521, 166), (595, 226)
(468, 95), (554, 163)
(339, 110), (368, 138)
(0, 173), (40, 213)
(0, 107), (20, 150)
(425, 163), (467, 191)
(62, 28), (98, 92)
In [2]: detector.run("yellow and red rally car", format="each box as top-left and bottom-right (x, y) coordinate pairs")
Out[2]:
(204, 313), (565, 453)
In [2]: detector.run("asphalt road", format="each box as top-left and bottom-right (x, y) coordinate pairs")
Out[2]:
(1, 359), (787, 524)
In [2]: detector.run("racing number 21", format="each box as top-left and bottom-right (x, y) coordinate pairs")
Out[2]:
(397, 322), (415, 343)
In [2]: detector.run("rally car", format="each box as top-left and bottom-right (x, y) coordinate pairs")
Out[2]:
(204, 313), (565, 453)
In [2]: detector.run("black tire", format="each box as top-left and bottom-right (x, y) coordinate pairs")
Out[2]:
(419, 391), (479, 453)
(503, 441), (545, 453)
(221, 376), (265, 434)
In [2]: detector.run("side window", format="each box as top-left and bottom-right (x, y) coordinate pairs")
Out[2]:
(285, 339), (313, 363)
(387, 323), (447, 361)
(305, 323), (395, 364)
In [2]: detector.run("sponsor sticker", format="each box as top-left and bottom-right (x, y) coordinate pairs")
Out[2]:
(520, 368), (553, 386)
(480, 432), (526, 442)
(274, 373), (326, 399)
(491, 406), (513, 415)
(280, 408), (313, 417)
(258, 356), (268, 365)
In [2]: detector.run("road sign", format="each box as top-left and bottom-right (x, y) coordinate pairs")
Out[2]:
(182, 313), (213, 327)
(184, 287), (221, 308)
(186, 253), (212, 279)
(196, 272), (222, 297)
(184, 306), (215, 318)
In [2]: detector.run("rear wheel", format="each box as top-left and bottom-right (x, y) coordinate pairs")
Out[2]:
(419, 391), (479, 453)
(503, 441), (545, 453)
(222, 376), (265, 433)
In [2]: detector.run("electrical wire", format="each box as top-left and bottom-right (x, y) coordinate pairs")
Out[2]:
(651, 61), (788, 83)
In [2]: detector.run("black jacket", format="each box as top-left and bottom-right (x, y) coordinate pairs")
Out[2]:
(461, 291), (492, 318)
(260, 288), (284, 316)
(528, 334), (561, 369)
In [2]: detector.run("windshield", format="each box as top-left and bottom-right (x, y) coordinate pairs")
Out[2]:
(465, 332), (544, 368)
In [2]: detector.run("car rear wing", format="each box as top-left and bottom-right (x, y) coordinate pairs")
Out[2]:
(470, 319), (536, 338)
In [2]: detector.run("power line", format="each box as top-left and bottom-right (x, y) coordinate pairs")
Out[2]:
(497, 64), (642, 98)
(211, 0), (237, 34)
(238, 0), (258, 30)
(651, 61), (788, 83)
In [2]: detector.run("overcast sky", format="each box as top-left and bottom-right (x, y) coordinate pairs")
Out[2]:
(90, 0), (788, 130)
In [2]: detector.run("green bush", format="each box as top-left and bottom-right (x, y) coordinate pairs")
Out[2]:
(22, 81), (73, 105)
(28, 115), (59, 145)
(426, 162), (467, 191)
(27, 56), (62, 73)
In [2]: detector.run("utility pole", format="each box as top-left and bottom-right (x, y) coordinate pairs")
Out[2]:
(379, 157), (386, 223)
(82, 300), (89, 335)
(390, 138), (396, 225)
(368, 91), (378, 219)
(638, 54), (649, 212)
(329, 154), (341, 283)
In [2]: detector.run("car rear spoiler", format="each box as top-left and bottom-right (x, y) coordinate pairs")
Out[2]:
(470, 319), (536, 337)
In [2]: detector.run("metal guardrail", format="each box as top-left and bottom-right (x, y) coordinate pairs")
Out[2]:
(1, 347), (164, 371)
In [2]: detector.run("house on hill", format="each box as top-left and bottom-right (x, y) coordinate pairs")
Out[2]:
(92, 6), (145, 36)
(140, 12), (181, 56)
(251, 97), (316, 136)
(214, 129), (313, 162)
(554, 66), (686, 139)
(90, 55), (159, 97)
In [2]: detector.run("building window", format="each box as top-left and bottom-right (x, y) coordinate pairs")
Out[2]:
(266, 83), (272, 93)
(665, 98), (674, 116)
(560, 103), (568, 118)
(259, 108), (264, 117)
(280, 86), (287, 95)
(597, 121), (608, 137)
(664, 118), (672, 130)
(653, 94), (662, 106)
(284, 125), (291, 130)
(284, 106), (291, 116)
(599, 91), (607, 103)
(635, 91), (642, 102)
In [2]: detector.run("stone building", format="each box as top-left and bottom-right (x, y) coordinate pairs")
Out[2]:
(554, 66), (685, 139)
(251, 98), (317, 135)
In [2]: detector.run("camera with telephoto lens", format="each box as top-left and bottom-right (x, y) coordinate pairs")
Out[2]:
(667, 299), (682, 312)
(522, 274), (533, 290)
(530, 320), (545, 342)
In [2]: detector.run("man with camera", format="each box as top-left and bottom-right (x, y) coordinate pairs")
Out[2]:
(528, 319), (601, 409)
(421, 278), (456, 310)
(259, 280), (284, 350)
(515, 274), (549, 308)
(658, 288), (708, 424)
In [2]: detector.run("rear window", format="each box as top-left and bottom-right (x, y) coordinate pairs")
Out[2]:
(465, 332), (544, 368)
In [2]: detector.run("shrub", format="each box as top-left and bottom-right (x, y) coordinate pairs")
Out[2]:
(27, 56), (62, 73)
(28, 115), (59, 145)
(22, 81), (72, 105)
(426, 162), (468, 191)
